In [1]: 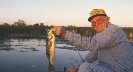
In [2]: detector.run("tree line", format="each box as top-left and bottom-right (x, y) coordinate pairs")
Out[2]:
(0, 19), (133, 38)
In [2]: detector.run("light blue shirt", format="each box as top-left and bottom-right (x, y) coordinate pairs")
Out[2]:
(64, 23), (133, 72)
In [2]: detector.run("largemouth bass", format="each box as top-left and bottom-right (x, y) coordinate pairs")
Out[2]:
(46, 29), (56, 72)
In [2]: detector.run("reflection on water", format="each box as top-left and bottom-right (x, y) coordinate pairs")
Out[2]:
(0, 48), (15, 51)
(0, 37), (133, 72)
(0, 37), (89, 72)
(19, 47), (39, 52)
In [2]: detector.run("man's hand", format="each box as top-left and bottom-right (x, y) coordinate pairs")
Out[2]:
(52, 26), (66, 37)
(68, 67), (77, 72)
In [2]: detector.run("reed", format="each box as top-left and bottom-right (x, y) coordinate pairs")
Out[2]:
(0, 25), (133, 38)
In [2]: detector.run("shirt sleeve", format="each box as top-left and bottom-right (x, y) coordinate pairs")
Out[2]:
(64, 24), (119, 51)
(75, 50), (98, 70)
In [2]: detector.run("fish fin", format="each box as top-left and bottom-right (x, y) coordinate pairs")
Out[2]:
(53, 55), (56, 60)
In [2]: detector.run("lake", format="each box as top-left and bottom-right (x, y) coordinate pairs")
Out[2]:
(0, 36), (133, 72)
(0, 37), (89, 72)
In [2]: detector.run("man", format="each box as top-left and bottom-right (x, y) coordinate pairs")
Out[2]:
(52, 9), (133, 72)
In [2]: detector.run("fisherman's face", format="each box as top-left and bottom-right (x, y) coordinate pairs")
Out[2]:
(90, 16), (109, 33)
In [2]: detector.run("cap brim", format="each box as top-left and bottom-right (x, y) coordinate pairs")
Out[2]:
(88, 14), (107, 22)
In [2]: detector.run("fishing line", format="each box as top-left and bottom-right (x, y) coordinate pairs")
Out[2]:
(77, 36), (84, 63)
(77, 51), (84, 63)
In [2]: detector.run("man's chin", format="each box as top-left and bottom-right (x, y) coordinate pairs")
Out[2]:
(95, 29), (103, 33)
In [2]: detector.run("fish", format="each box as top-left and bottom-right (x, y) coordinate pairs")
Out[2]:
(46, 28), (56, 72)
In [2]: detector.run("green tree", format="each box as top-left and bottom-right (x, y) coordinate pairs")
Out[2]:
(33, 23), (39, 27)
(12, 19), (27, 26)
(39, 23), (44, 27)
(1, 23), (10, 26)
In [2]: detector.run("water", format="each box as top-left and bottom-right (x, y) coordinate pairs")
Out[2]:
(1, 37), (133, 72)
(0, 37), (88, 72)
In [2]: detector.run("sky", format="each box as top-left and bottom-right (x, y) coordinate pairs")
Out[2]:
(0, 0), (133, 27)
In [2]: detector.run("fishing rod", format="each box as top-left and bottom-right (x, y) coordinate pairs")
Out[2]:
(77, 50), (84, 63)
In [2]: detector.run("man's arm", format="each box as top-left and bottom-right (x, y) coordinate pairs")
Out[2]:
(64, 24), (120, 51)
(52, 24), (121, 51)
